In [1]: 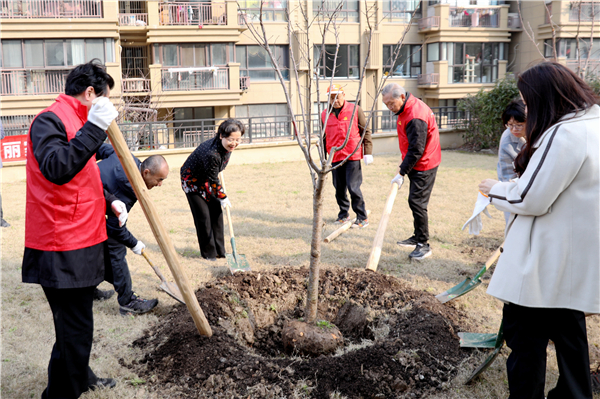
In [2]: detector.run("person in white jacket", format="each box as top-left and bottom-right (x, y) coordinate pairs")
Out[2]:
(479, 62), (599, 399)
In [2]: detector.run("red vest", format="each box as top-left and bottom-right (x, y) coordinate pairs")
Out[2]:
(322, 102), (363, 163)
(25, 94), (107, 251)
(396, 95), (441, 171)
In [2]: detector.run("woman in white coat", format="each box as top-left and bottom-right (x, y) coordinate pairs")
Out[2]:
(479, 62), (599, 399)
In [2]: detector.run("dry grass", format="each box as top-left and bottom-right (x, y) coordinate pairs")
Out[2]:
(2, 151), (600, 398)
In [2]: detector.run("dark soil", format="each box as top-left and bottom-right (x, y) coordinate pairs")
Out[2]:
(126, 267), (472, 398)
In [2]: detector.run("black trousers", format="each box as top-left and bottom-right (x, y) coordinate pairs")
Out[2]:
(407, 166), (438, 243)
(503, 303), (592, 399)
(331, 160), (367, 220)
(41, 286), (99, 399)
(186, 192), (225, 259)
(103, 237), (134, 306)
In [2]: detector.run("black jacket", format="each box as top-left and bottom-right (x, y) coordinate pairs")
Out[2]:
(97, 143), (141, 249)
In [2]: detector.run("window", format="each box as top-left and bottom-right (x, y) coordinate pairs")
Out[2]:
(447, 42), (503, 84)
(314, 45), (359, 78)
(154, 43), (234, 67)
(312, 0), (359, 22)
(238, 0), (287, 22)
(570, 2), (600, 22)
(383, 0), (421, 22)
(235, 104), (291, 138)
(236, 45), (289, 81)
(0, 38), (115, 68)
(546, 38), (600, 60)
(383, 44), (421, 77)
(427, 43), (439, 62)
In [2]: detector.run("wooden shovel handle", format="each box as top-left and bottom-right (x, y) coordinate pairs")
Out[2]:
(366, 182), (399, 271)
(106, 120), (212, 337)
(324, 210), (371, 243)
(142, 249), (167, 284)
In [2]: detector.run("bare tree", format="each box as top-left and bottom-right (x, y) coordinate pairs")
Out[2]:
(242, 0), (416, 324)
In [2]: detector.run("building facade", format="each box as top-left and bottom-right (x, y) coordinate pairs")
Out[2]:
(1, 0), (598, 149)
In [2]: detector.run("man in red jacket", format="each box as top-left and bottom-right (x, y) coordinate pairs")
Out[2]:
(22, 61), (121, 398)
(322, 84), (373, 228)
(382, 83), (441, 260)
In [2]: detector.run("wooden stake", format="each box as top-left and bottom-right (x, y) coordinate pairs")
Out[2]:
(106, 120), (212, 337)
(366, 182), (399, 271)
(324, 210), (371, 243)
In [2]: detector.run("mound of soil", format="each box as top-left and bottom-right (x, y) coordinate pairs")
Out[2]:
(127, 267), (471, 398)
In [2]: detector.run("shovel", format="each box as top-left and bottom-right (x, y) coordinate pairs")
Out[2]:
(142, 250), (185, 304)
(219, 172), (251, 274)
(465, 322), (504, 384)
(435, 242), (504, 303)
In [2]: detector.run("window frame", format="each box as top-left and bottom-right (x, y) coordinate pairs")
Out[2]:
(382, 0), (422, 23)
(447, 42), (501, 84)
(383, 44), (422, 78)
(153, 43), (234, 67)
(236, 45), (290, 81)
(0, 38), (115, 69)
(312, 0), (359, 22)
(237, 0), (288, 22)
(313, 44), (360, 79)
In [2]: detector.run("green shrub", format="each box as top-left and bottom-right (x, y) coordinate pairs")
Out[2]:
(457, 76), (519, 149)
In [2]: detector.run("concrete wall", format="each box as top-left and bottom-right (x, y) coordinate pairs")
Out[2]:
(0, 130), (464, 183)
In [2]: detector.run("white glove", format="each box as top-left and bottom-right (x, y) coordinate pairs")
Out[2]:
(462, 192), (492, 235)
(391, 173), (404, 189)
(219, 197), (232, 209)
(364, 155), (374, 165)
(88, 97), (118, 131)
(111, 200), (128, 227)
(132, 240), (145, 255)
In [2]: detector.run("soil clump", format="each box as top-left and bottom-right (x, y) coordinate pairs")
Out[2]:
(128, 267), (471, 398)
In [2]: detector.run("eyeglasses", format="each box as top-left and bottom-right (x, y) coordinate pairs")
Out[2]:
(507, 123), (525, 131)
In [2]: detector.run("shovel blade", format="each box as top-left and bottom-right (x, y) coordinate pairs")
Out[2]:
(159, 281), (185, 304)
(458, 332), (498, 348)
(226, 253), (251, 274)
(435, 277), (482, 303)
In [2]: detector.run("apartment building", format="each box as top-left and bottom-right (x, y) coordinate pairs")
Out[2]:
(0, 0), (598, 152)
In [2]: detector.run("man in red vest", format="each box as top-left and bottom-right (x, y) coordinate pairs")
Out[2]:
(22, 61), (121, 398)
(322, 84), (373, 228)
(382, 83), (441, 260)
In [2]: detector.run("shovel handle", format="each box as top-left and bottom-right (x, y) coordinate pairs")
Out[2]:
(142, 250), (167, 283)
(484, 242), (504, 270)
(366, 182), (399, 271)
(219, 172), (235, 239)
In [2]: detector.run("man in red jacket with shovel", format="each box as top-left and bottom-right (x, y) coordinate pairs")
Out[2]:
(322, 84), (373, 229)
(382, 83), (441, 260)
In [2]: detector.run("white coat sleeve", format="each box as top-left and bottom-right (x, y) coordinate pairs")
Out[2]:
(489, 126), (586, 217)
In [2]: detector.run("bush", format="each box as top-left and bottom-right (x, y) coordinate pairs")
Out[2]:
(457, 76), (519, 150)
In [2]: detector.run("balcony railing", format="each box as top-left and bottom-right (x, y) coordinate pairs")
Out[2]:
(161, 67), (229, 91)
(1, 69), (71, 96)
(449, 7), (499, 27)
(240, 76), (250, 91)
(418, 73), (439, 86)
(418, 16), (439, 30)
(0, 0), (103, 19)
(159, 2), (226, 26)
(118, 12), (147, 26)
(122, 77), (150, 93)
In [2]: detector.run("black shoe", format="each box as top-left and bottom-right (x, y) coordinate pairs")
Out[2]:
(203, 257), (217, 261)
(93, 288), (115, 301)
(397, 236), (418, 248)
(119, 293), (158, 316)
(1, 219), (10, 228)
(89, 377), (117, 390)
(409, 243), (432, 260)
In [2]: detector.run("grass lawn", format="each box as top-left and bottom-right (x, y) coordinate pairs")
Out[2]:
(2, 151), (600, 398)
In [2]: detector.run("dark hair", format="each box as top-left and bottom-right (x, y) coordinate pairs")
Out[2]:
(218, 119), (245, 138)
(502, 98), (526, 125)
(141, 155), (168, 175)
(65, 59), (115, 97)
(514, 61), (598, 176)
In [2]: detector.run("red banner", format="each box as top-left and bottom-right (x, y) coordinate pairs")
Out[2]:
(1, 135), (27, 163)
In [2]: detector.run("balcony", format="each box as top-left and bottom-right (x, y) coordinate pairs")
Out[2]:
(240, 76), (250, 91)
(161, 67), (229, 91)
(417, 73), (439, 87)
(159, 2), (226, 26)
(0, 0), (103, 19)
(122, 77), (150, 93)
(449, 7), (500, 28)
(119, 12), (147, 26)
(1, 69), (71, 96)
(418, 16), (440, 31)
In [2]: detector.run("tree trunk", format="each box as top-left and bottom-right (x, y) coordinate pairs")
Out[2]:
(305, 171), (327, 323)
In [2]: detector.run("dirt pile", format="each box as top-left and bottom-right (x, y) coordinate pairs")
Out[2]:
(127, 267), (471, 398)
